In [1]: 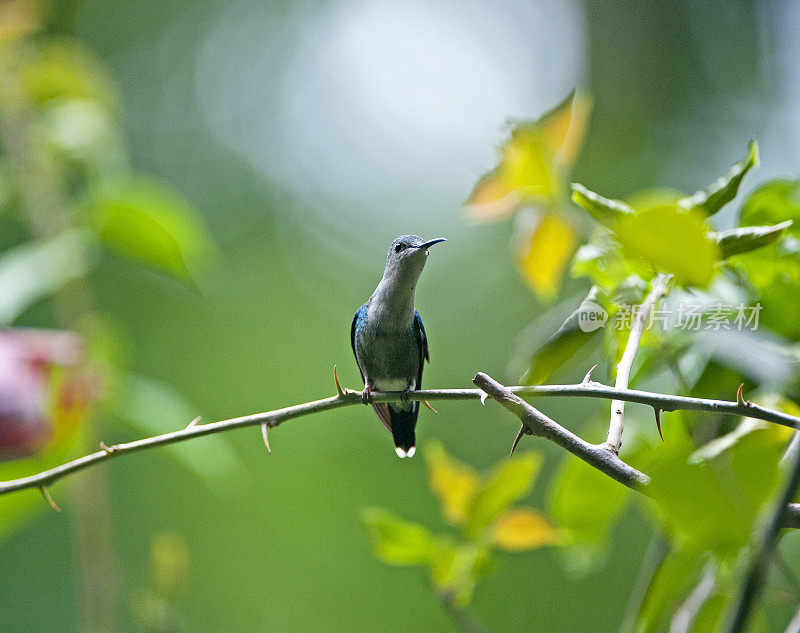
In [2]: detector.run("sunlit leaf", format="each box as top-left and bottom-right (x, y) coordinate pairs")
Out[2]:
(711, 221), (791, 259)
(740, 177), (800, 236)
(491, 507), (558, 551)
(465, 91), (589, 220)
(424, 442), (479, 524)
(522, 286), (607, 384)
(570, 183), (633, 228)
(515, 209), (577, 300)
(86, 177), (212, 291)
(117, 375), (242, 485)
(678, 141), (759, 217)
(0, 229), (93, 325)
(536, 89), (591, 167)
(616, 204), (718, 287)
(361, 508), (440, 566)
(464, 452), (541, 537)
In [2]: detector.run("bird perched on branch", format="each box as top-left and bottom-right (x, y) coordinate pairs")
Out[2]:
(351, 235), (446, 457)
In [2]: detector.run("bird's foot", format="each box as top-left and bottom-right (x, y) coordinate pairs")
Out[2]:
(361, 386), (372, 405)
(400, 386), (413, 402)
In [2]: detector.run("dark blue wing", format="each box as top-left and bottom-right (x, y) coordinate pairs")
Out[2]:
(351, 304), (367, 382)
(413, 310), (429, 389)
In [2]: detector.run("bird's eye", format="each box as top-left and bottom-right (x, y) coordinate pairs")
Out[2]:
(394, 244), (404, 253)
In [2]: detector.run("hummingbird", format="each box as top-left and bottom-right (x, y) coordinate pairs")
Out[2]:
(351, 235), (446, 458)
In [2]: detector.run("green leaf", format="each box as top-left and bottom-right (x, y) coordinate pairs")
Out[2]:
(548, 452), (631, 571)
(0, 229), (93, 325)
(86, 177), (212, 291)
(117, 375), (243, 485)
(632, 545), (708, 633)
(464, 452), (541, 537)
(678, 141), (759, 217)
(644, 413), (789, 557)
(615, 204), (718, 287)
(710, 221), (792, 259)
(570, 183), (634, 228)
(523, 286), (607, 384)
(740, 178), (800, 235)
(361, 508), (440, 565)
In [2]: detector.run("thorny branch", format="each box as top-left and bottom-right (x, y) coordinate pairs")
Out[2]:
(0, 368), (799, 530)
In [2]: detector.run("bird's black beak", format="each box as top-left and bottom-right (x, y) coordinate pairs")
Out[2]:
(419, 237), (447, 250)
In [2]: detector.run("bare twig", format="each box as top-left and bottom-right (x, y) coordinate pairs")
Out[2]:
(607, 274), (670, 453)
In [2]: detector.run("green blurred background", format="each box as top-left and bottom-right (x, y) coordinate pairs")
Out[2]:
(2, 0), (800, 631)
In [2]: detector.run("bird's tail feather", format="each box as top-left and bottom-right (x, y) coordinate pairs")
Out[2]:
(371, 403), (418, 458)
(390, 406), (417, 458)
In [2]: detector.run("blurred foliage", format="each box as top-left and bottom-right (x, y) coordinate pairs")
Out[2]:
(131, 532), (190, 632)
(0, 2), (234, 540)
(362, 443), (556, 609)
(463, 91), (800, 632)
(466, 90), (590, 300)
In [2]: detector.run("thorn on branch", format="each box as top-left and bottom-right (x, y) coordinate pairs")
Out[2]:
(261, 423), (271, 454)
(423, 400), (438, 414)
(479, 390), (489, 405)
(40, 486), (60, 512)
(582, 364), (598, 384)
(736, 384), (752, 408)
(99, 441), (118, 454)
(186, 416), (202, 428)
(510, 425), (528, 456)
(654, 407), (664, 441)
(333, 365), (348, 398)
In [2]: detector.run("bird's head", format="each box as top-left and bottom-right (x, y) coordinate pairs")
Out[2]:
(383, 235), (446, 281)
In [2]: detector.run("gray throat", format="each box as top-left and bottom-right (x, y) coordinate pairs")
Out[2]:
(368, 273), (419, 329)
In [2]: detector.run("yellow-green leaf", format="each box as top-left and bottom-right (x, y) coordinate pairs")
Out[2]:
(491, 507), (558, 551)
(361, 508), (440, 566)
(515, 210), (577, 300)
(536, 89), (591, 168)
(424, 442), (479, 524)
(465, 91), (589, 220)
(464, 452), (542, 537)
(615, 204), (718, 287)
